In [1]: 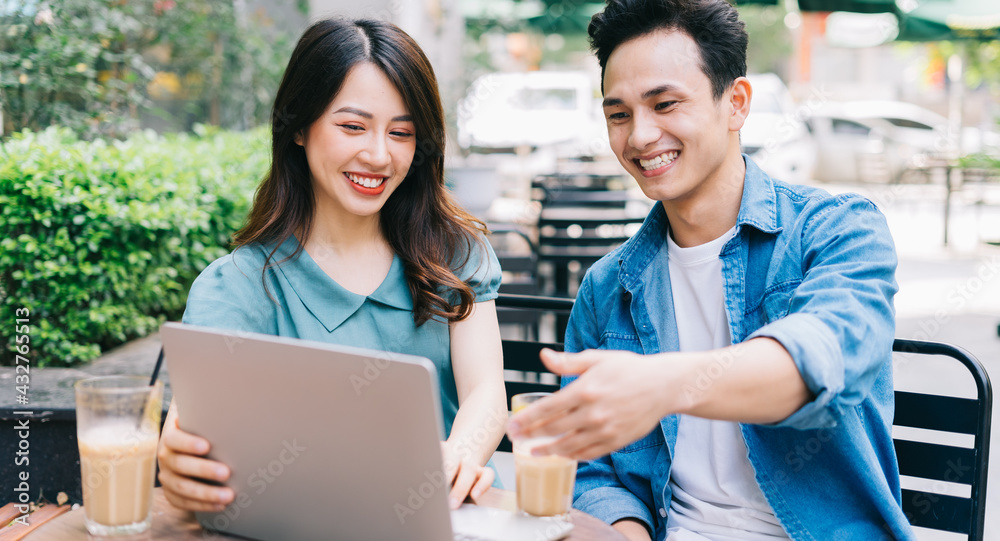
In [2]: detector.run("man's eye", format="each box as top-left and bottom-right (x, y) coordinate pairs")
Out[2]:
(655, 101), (676, 110)
(608, 112), (629, 121)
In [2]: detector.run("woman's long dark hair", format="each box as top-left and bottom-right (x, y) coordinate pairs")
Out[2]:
(233, 18), (487, 325)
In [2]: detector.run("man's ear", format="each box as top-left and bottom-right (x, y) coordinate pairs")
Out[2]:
(727, 77), (752, 132)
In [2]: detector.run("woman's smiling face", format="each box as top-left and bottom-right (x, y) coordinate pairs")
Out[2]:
(296, 62), (417, 220)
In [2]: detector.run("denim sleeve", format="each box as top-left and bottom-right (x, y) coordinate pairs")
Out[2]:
(562, 274), (655, 534)
(749, 195), (898, 430)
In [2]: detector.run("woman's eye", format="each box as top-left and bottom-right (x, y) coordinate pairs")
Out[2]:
(390, 131), (413, 137)
(340, 124), (364, 131)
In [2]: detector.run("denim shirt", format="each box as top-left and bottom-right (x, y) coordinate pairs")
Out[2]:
(564, 157), (914, 540)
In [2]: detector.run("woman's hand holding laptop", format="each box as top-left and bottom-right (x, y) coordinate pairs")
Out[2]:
(157, 402), (235, 512)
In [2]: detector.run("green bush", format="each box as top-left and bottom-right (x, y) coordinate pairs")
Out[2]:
(0, 125), (268, 366)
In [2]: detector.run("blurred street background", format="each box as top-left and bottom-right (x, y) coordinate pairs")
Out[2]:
(2, 0), (1000, 539)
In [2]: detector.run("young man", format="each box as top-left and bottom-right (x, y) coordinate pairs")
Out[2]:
(506, 0), (914, 539)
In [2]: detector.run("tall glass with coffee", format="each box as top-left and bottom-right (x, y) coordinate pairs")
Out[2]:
(510, 392), (576, 519)
(75, 376), (164, 536)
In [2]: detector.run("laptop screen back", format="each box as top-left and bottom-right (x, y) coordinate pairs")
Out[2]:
(161, 322), (455, 541)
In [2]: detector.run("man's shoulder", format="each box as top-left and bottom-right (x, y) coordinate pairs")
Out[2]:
(583, 240), (633, 285)
(769, 177), (881, 221)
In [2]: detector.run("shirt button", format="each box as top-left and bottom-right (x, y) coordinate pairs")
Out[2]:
(659, 507), (667, 518)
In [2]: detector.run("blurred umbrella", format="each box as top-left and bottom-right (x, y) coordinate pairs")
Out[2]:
(734, 0), (895, 12)
(525, 2), (605, 33)
(895, 0), (1000, 41)
(798, 0), (896, 13)
(893, 1), (1000, 224)
(733, 0), (782, 6)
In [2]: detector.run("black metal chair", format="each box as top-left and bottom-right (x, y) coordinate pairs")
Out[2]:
(495, 294), (574, 453)
(532, 184), (633, 209)
(892, 338), (992, 540)
(488, 226), (543, 339)
(531, 173), (626, 194)
(534, 207), (643, 337)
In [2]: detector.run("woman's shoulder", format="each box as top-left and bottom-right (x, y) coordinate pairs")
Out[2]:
(183, 243), (279, 329)
(451, 230), (501, 301)
(193, 244), (273, 291)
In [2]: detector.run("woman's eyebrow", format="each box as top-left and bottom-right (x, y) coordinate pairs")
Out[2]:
(333, 106), (412, 122)
(334, 106), (372, 118)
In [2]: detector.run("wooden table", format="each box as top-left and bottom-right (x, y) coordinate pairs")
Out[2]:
(24, 488), (625, 540)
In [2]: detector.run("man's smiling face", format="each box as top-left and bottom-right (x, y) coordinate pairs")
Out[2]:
(602, 28), (740, 204)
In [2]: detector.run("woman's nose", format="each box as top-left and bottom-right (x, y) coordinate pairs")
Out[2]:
(360, 134), (391, 168)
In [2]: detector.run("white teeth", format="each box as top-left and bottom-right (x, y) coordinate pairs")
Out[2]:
(346, 173), (385, 189)
(639, 151), (679, 170)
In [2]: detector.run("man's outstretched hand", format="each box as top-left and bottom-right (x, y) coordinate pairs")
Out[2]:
(506, 348), (679, 461)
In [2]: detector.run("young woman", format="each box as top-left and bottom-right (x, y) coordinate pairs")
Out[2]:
(157, 18), (507, 512)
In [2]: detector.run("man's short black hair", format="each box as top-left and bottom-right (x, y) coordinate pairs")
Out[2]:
(589, 0), (748, 100)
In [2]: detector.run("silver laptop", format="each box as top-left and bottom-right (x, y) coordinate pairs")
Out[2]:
(161, 322), (573, 541)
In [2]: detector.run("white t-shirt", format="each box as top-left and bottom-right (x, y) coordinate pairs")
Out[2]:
(664, 227), (789, 540)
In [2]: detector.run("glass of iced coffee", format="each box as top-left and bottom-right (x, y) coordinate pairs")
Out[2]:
(510, 392), (576, 519)
(75, 375), (164, 536)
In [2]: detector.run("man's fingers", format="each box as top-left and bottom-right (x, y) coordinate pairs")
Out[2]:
(538, 348), (600, 376)
(525, 415), (581, 443)
(568, 442), (616, 462)
(508, 350), (606, 439)
(507, 388), (577, 439)
(533, 427), (601, 459)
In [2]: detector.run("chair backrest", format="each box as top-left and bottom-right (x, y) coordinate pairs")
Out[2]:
(495, 294), (574, 452)
(535, 207), (645, 307)
(534, 186), (633, 209)
(891, 338), (992, 540)
(532, 173), (626, 193)
(488, 228), (543, 336)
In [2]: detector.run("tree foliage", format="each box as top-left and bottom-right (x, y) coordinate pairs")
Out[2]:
(0, 0), (298, 138)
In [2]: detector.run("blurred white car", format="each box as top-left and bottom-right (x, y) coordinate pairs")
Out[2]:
(741, 73), (817, 184)
(456, 71), (605, 157)
(807, 100), (1000, 184)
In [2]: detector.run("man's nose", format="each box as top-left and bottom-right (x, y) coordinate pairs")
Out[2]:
(628, 110), (661, 154)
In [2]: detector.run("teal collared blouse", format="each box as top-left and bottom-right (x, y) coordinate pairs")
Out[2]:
(181, 234), (502, 438)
